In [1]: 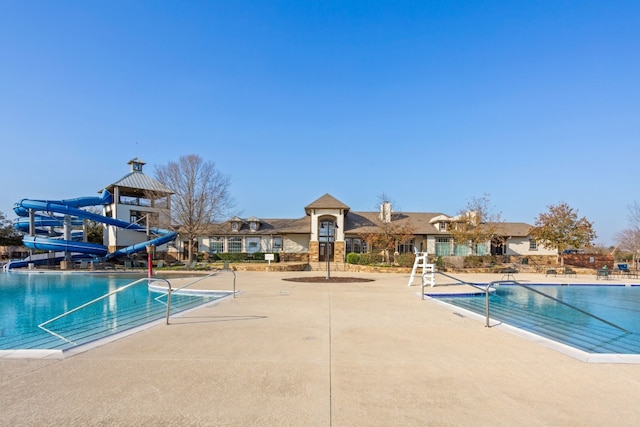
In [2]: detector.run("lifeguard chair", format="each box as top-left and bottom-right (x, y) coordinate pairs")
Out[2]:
(408, 251), (435, 287)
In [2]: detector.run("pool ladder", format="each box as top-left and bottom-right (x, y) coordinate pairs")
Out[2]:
(38, 270), (237, 344)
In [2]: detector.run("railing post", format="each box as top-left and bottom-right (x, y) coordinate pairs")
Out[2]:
(485, 281), (500, 327)
(485, 285), (491, 327)
(165, 285), (172, 325)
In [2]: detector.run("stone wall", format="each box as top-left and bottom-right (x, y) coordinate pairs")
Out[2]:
(563, 254), (615, 269)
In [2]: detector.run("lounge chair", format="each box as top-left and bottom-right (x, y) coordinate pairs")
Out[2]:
(616, 264), (638, 278)
(617, 264), (630, 275)
(563, 267), (577, 277)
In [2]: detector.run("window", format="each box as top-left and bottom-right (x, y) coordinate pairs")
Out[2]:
(246, 237), (260, 254)
(318, 219), (335, 242)
(529, 239), (538, 251)
(209, 237), (224, 254)
(475, 243), (488, 256)
(435, 237), (451, 256)
(231, 222), (239, 231)
(397, 239), (415, 254)
(346, 237), (366, 254)
(439, 221), (448, 231)
(250, 222), (257, 231)
(453, 244), (469, 256)
(272, 237), (282, 252)
(130, 210), (146, 226)
(227, 237), (242, 253)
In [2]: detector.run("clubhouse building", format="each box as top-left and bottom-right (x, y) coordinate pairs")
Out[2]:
(107, 159), (555, 264)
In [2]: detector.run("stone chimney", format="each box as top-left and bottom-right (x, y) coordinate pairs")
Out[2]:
(380, 201), (392, 223)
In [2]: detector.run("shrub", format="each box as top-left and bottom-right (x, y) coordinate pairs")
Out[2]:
(346, 252), (378, 265)
(346, 252), (359, 264)
(395, 252), (415, 268)
(251, 252), (280, 262)
(217, 253), (248, 262)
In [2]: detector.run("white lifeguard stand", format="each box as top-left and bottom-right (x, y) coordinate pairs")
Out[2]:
(408, 251), (435, 287)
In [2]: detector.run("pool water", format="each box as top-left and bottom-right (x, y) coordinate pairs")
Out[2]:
(0, 272), (230, 351)
(433, 284), (640, 355)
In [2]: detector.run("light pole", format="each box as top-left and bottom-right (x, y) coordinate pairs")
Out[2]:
(324, 221), (337, 280)
(326, 238), (331, 280)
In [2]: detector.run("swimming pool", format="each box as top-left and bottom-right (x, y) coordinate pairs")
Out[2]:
(432, 284), (640, 356)
(0, 272), (231, 352)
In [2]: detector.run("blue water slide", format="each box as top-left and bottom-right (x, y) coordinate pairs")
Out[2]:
(11, 191), (177, 263)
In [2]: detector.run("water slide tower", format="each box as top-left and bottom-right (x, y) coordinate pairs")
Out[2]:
(100, 158), (174, 253)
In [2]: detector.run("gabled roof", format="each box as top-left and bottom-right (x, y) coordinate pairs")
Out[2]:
(305, 193), (350, 215)
(345, 211), (445, 234)
(492, 222), (534, 237)
(203, 213), (534, 238)
(429, 214), (451, 223)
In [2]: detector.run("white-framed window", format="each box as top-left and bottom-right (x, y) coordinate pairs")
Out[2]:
(475, 243), (488, 256)
(453, 243), (469, 256)
(209, 237), (224, 254)
(272, 237), (282, 252)
(228, 236), (242, 253)
(246, 237), (260, 254)
(250, 222), (258, 231)
(435, 237), (451, 256)
(439, 221), (448, 231)
(231, 222), (239, 231)
(529, 239), (538, 251)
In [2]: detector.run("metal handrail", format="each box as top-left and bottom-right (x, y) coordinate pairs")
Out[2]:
(152, 269), (236, 324)
(421, 270), (487, 300)
(421, 270), (630, 334)
(483, 279), (629, 333)
(38, 277), (172, 344)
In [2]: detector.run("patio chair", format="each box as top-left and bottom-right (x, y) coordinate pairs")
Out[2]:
(616, 263), (637, 278)
(617, 264), (630, 274)
(563, 267), (577, 277)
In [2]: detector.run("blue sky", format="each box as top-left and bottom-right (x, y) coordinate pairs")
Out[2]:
(1, 1), (638, 246)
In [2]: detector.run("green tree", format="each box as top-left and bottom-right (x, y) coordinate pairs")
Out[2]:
(530, 202), (597, 265)
(448, 194), (502, 256)
(0, 211), (23, 246)
(154, 154), (234, 264)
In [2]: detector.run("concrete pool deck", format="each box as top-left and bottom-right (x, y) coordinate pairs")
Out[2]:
(1, 270), (640, 426)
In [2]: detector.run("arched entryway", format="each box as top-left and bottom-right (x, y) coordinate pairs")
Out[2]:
(318, 219), (336, 262)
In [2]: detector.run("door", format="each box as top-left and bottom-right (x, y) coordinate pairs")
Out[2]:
(319, 241), (334, 262)
(318, 219), (336, 262)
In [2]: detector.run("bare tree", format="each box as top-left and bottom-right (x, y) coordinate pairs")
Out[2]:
(360, 194), (415, 264)
(155, 154), (234, 263)
(616, 202), (640, 268)
(448, 194), (502, 256)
